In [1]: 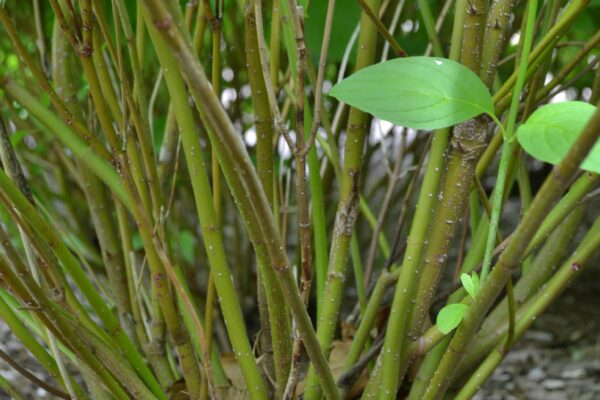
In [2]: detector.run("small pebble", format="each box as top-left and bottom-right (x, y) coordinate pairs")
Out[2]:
(527, 367), (546, 381)
(561, 368), (586, 379)
(543, 379), (566, 390)
(525, 330), (554, 343)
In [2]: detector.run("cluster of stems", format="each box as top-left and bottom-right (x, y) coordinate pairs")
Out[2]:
(0, 1), (598, 399)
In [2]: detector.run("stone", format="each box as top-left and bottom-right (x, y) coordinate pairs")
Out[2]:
(543, 379), (566, 390)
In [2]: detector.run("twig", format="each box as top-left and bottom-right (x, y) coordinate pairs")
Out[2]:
(364, 134), (405, 288)
(381, 0), (406, 61)
(381, 134), (432, 273)
(357, 0), (407, 57)
(424, 0), (454, 56)
(282, 1), (314, 398)
(337, 334), (385, 388)
(0, 347), (70, 400)
(252, 0), (295, 151)
(303, 0), (336, 156)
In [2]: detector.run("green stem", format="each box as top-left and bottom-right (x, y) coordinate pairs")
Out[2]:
(143, 8), (260, 398)
(478, 0), (518, 88)
(0, 374), (27, 400)
(201, 5), (223, 399)
(359, 197), (391, 257)
(418, 0), (444, 57)
(244, 5), (293, 395)
(343, 269), (398, 372)
(303, 1), (382, 398)
(480, 0), (538, 284)
(350, 234), (367, 313)
(307, 104), (329, 315)
(371, 129), (449, 399)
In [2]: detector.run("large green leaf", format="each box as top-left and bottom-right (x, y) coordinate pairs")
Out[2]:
(329, 56), (494, 130)
(517, 101), (600, 173)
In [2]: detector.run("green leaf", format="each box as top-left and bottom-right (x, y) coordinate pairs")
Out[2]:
(436, 303), (468, 334)
(517, 102), (600, 173)
(461, 272), (479, 298)
(329, 56), (494, 130)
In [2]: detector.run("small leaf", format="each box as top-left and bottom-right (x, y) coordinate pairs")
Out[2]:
(517, 102), (600, 173)
(460, 272), (479, 298)
(460, 273), (476, 298)
(329, 56), (494, 130)
(436, 303), (468, 334)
